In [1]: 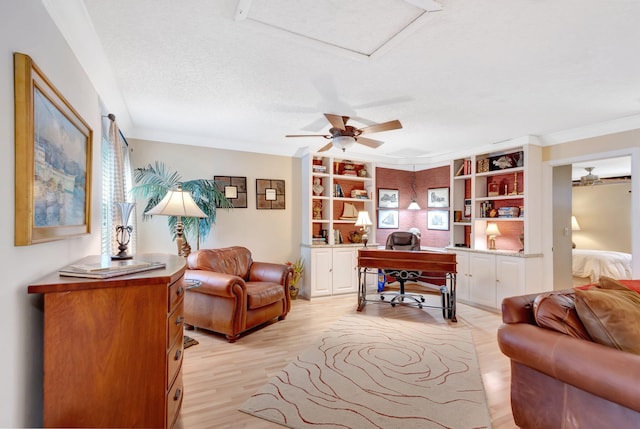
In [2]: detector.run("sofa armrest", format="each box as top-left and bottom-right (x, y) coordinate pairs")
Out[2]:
(185, 269), (246, 298)
(498, 322), (640, 413)
(249, 262), (292, 286)
(501, 288), (575, 324)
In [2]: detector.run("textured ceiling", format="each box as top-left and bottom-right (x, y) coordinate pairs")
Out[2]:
(48, 0), (640, 165)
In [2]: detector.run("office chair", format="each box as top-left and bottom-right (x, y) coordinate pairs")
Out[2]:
(380, 231), (426, 308)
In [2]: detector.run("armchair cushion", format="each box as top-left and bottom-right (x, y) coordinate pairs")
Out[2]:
(247, 282), (286, 309)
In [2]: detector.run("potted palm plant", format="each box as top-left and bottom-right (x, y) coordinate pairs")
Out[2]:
(131, 161), (231, 248)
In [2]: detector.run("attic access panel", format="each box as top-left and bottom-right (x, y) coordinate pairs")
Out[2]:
(243, 0), (436, 57)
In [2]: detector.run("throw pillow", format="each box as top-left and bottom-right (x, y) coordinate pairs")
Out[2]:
(574, 287), (640, 354)
(598, 276), (633, 291)
(533, 293), (591, 340)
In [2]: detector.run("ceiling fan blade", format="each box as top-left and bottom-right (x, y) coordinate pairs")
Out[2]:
(318, 142), (334, 152)
(285, 134), (331, 138)
(359, 120), (402, 134)
(324, 113), (348, 131)
(355, 136), (384, 149)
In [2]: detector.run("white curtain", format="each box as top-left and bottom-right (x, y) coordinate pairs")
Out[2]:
(101, 114), (136, 256)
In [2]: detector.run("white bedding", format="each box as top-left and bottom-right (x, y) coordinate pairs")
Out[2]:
(572, 249), (632, 282)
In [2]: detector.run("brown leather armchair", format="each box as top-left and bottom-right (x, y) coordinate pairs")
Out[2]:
(184, 246), (292, 342)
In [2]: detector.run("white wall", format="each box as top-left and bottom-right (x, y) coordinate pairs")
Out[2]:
(572, 183), (632, 253)
(129, 138), (303, 265)
(1, 1), (103, 426)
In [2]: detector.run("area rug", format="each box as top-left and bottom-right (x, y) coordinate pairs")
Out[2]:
(239, 313), (491, 429)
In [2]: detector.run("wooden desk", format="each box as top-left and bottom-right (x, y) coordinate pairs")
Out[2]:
(356, 249), (458, 321)
(28, 253), (186, 428)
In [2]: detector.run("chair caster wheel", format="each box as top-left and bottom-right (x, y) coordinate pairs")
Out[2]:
(418, 304), (423, 309)
(380, 296), (385, 301)
(391, 303), (396, 307)
(421, 297), (425, 302)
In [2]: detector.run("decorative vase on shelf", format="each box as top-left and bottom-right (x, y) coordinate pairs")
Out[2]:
(112, 202), (135, 260)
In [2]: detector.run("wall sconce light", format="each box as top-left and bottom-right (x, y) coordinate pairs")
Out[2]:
(145, 184), (207, 257)
(355, 211), (373, 247)
(485, 223), (501, 250)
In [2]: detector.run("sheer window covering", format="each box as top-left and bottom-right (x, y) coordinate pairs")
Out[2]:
(101, 114), (136, 256)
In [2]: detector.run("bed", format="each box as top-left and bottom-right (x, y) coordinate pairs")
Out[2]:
(572, 249), (632, 285)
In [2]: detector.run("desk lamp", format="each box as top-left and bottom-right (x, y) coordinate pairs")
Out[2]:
(355, 211), (373, 247)
(486, 223), (501, 250)
(146, 184), (206, 257)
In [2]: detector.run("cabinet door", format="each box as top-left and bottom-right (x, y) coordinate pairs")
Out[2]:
(468, 252), (497, 308)
(332, 247), (358, 294)
(453, 251), (470, 301)
(496, 256), (525, 305)
(310, 248), (332, 297)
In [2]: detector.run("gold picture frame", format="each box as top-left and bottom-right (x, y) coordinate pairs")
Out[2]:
(14, 53), (93, 245)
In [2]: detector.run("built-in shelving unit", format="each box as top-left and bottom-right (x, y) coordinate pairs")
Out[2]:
(449, 142), (544, 309)
(301, 153), (376, 299)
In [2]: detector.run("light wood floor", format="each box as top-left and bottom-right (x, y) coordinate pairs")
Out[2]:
(175, 294), (516, 429)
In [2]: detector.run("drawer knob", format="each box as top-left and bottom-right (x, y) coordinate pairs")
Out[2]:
(174, 349), (182, 361)
(176, 287), (184, 297)
(175, 316), (184, 325)
(174, 388), (182, 401)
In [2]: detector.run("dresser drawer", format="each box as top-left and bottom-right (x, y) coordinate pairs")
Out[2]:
(168, 300), (184, 346)
(168, 277), (185, 312)
(167, 368), (183, 429)
(167, 334), (183, 389)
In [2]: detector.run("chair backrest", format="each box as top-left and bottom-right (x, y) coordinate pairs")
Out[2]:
(385, 231), (420, 251)
(187, 246), (253, 279)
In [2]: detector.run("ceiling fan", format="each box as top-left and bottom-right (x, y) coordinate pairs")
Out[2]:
(286, 113), (402, 152)
(579, 167), (604, 186)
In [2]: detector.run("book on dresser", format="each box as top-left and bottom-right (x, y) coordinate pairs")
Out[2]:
(59, 258), (166, 279)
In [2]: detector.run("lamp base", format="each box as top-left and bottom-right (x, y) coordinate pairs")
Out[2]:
(111, 253), (134, 260)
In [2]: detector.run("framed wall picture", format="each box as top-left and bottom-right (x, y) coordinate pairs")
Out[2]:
(14, 53), (93, 245)
(214, 176), (247, 208)
(427, 187), (449, 208)
(427, 210), (449, 230)
(378, 209), (399, 229)
(378, 188), (399, 208)
(256, 179), (285, 209)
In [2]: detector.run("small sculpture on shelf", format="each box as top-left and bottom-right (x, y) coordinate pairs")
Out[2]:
(312, 177), (324, 196)
(313, 201), (323, 220)
(112, 202), (135, 260)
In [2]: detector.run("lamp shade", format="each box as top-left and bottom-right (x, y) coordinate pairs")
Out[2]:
(354, 211), (373, 227)
(146, 186), (206, 218)
(485, 223), (501, 237)
(571, 215), (581, 231)
(407, 200), (421, 210)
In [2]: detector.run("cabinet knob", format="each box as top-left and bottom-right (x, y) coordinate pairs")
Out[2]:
(174, 349), (182, 361)
(176, 287), (184, 297)
(175, 316), (184, 325)
(174, 388), (182, 401)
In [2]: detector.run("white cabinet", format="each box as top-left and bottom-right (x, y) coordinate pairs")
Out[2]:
(301, 245), (360, 298)
(454, 250), (542, 310)
(468, 252), (497, 308)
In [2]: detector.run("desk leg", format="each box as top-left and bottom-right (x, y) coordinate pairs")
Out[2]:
(357, 267), (367, 311)
(449, 273), (457, 322)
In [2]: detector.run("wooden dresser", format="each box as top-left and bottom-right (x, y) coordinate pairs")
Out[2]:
(28, 254), (186, 428)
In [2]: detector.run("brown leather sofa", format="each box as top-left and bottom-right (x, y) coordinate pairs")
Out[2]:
(184, 246), (292, 342)
(497, 290), (640, 428)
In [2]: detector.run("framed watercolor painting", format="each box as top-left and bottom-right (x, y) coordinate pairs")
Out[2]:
(14, 53), (93, 245)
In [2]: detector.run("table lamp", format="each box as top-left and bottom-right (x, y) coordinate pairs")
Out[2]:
(485, 223), (501, 250)
(571, 215), (581, 248)
(355, 211), (373, 247)
(145, 184), (206, 257)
